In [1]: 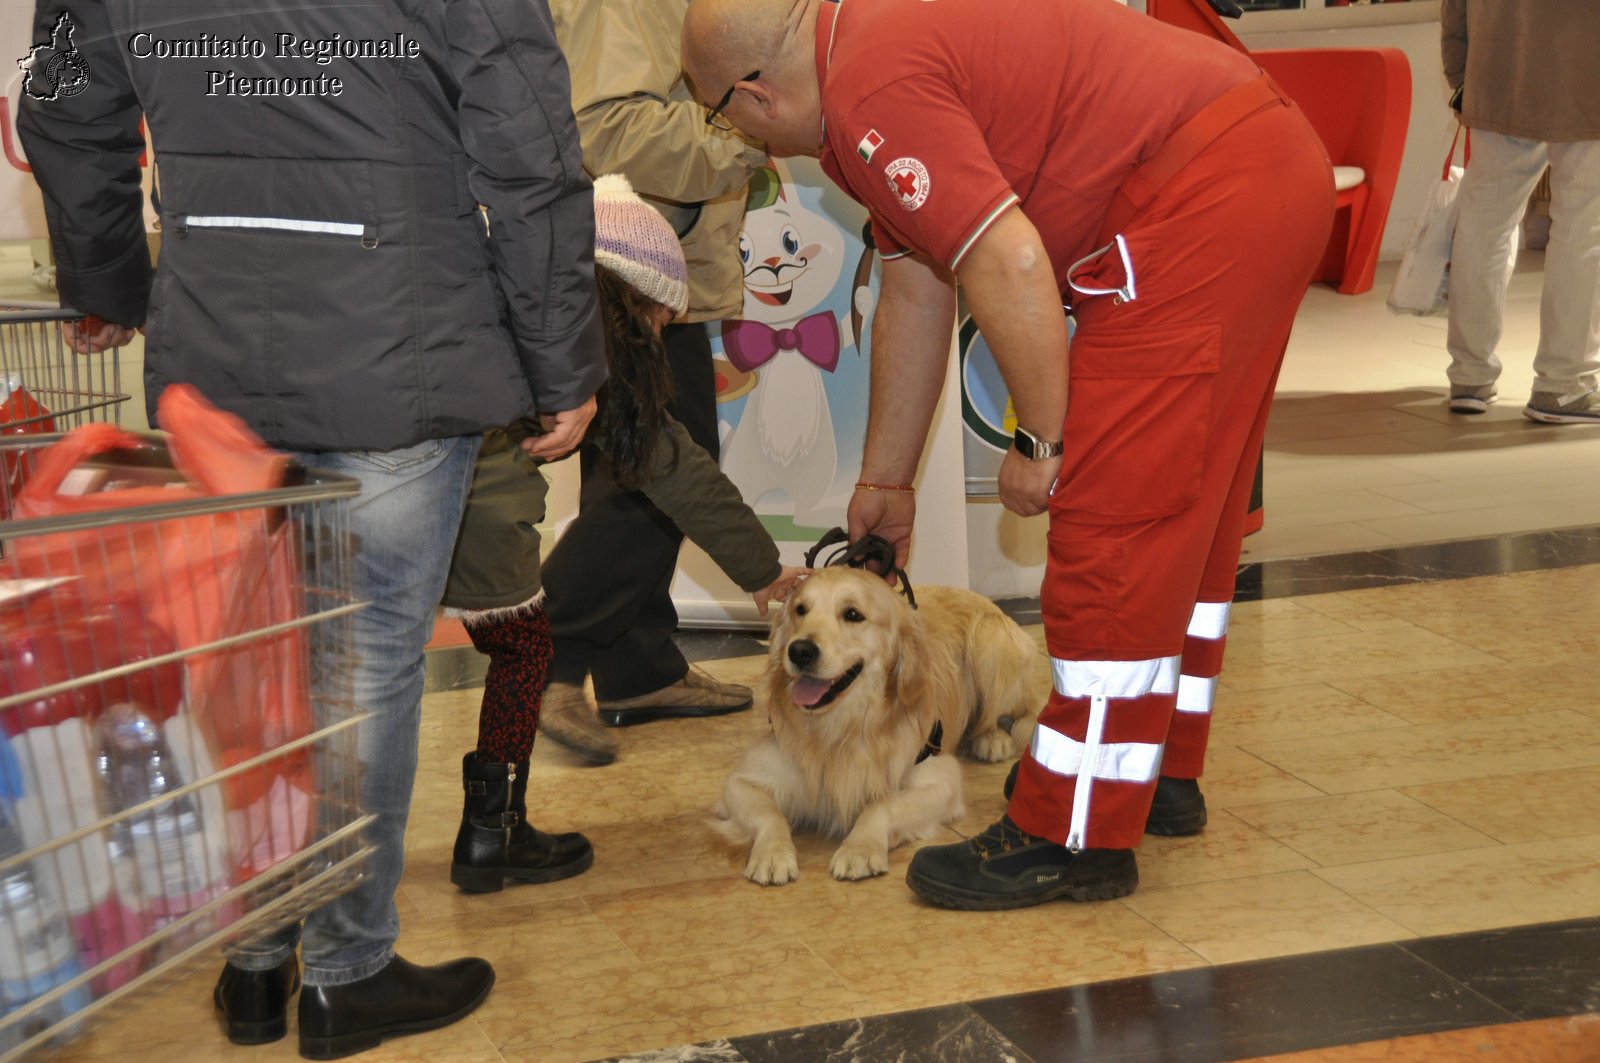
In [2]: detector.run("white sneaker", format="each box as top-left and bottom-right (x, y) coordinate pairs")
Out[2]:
(1524, 389), (1600, 424)
(1448, 385), (1498, 414)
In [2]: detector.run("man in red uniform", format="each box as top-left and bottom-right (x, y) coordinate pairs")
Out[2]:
(684, 0), (1333, 908)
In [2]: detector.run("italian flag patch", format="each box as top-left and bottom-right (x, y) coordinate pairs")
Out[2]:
(857, 129), (884, 162)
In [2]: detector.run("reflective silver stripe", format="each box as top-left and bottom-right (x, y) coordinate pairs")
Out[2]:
(186, 215), (365, 237)
(1188, 601), (1231, 640)
(1032, 723), (1164, 784)
(1175, 673), (1216, 716)
(1047, 656), (1175, 850)
(1051, 656), (1179, 699)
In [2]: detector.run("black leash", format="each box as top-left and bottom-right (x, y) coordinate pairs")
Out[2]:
(802, 527), (916, 610)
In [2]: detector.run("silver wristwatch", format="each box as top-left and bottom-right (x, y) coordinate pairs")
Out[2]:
(1013, 426), (1064, 461)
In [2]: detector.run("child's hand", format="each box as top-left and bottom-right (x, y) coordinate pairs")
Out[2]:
(752, 566), (810, 618)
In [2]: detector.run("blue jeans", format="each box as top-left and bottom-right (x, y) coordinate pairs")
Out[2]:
(230, 435), (480, 985)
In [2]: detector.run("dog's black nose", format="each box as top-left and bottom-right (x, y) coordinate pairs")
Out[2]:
(787, 639), (819, 669)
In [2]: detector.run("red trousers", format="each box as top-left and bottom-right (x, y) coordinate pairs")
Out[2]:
(1007, 89), (1334, 851)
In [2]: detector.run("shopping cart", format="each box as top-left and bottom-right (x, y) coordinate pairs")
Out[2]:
(0, 306), (130, 433)
(0, 433), (369, 1060)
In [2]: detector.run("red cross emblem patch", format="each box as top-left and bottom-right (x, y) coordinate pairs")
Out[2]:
(884, 157), (930, 212)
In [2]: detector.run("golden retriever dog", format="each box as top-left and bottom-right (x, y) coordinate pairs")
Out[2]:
(714, 566), (1039, 884)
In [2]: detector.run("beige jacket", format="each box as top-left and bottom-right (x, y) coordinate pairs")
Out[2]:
(1442, 0), (1600, 143)
(551, 0), (767, 322)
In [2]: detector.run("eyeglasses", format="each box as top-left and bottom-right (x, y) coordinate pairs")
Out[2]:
(704, 69), (759, 132)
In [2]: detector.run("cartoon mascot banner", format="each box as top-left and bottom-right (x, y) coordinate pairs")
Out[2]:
(670, 157), (969, 626)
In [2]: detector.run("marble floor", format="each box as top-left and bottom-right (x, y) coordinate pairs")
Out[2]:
(55, 540), (1600, 1063)
(26, 261), (1600, 1060)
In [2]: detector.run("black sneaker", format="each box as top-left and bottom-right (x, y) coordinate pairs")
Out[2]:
(1003, 763), (1206, 836)
(905, 816), (1136, 910)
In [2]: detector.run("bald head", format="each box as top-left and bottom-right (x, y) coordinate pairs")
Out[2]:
(683, 0), (824, 156)
(683, 0), (810, 100)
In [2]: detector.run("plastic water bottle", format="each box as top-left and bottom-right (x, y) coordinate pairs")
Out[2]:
(94, 705), (226, 949)
(0, 800), (90, 1053)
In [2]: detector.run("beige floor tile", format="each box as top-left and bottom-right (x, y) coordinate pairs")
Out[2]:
(803, 900), (1203, 1015)
(1355, 502), (1600, 548)
(1209, 681), (1410, 746)
(480, 941), (870, 1063)
(1225, 596), (1400, 643)
(1313, 833), (1600, 937)
(1331, 569), (1600, 663)
(1239, 523), (1406, 563)
(1135, 812), (1316, 891)
(1121, 870), (1415, 965)
(1226, 790), (1499, 867)
(1400, 767), (1600, 845)
(1257, 452), (1434, 494)
(1371, 431), (1600, 477)
(1288, 591), (1404, 630)
(1220, 618), (1502, 693)
(1372, 465), (1600, 514)
(1262, 406), (1444, 445)
(1330, 658), (1597, 724)
(1192, 745), (1326, 809)
(1241, 709), (1600, 794)
(1238, 489), (1429, 532)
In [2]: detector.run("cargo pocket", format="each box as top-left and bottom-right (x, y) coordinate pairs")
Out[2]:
(1051, 320), (1220, 523)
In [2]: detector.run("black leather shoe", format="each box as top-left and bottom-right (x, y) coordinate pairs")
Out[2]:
(213, 954), (299, 1045)
(1003, 762), (1207, 836)
(1144, 776), (1207, 836)
(298, 954), (495, 1060)
(906, 816), (1137, 910)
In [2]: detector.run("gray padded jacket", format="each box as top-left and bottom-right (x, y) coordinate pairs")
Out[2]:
(19, 0), (607, 451)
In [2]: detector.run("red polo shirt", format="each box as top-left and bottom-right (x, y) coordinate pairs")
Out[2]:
(815, 0), (1258, 284)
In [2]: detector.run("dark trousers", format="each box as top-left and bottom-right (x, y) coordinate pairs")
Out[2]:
(541, 323), (720, 700)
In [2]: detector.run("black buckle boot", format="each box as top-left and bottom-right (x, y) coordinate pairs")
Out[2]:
(450, 752), (594, 893)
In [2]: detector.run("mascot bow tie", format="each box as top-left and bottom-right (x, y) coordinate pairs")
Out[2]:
(721, 312), (840, 373)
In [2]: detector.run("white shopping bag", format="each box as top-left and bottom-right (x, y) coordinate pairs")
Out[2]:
(1387, 127), (1469, 317)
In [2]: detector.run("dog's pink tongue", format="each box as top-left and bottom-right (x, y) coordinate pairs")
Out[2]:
(789, 676), (833, 707)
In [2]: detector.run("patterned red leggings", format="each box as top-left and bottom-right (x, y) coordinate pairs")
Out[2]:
(464, 607), (552, 763)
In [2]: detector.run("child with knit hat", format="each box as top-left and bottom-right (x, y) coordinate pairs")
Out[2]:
(439, 175), (806, 894)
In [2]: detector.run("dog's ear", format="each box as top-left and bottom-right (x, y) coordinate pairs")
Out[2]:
(888, 599), (928, 706)
(767, 593), (792, 653)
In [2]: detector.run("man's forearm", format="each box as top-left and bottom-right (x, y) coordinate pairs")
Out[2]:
(861, 253), (957, 484)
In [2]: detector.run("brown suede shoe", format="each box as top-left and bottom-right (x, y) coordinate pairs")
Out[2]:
(596, 665), (753, 727)
(537, 682), (617, 765)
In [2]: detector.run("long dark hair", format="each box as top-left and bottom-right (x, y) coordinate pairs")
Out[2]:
(593, 267), (677, 489)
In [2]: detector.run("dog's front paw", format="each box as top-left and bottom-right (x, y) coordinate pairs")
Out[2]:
(829, 839), (889, 880)
(745, 839), (800, 885)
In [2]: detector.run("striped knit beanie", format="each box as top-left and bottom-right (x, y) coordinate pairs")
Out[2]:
(593, 174), (689, 317)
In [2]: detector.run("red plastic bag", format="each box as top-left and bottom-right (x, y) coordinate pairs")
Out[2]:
(0, 375), (57, 517)
(3, 385), (313, 881)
